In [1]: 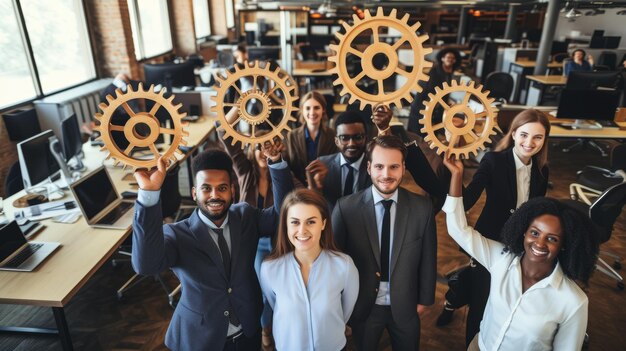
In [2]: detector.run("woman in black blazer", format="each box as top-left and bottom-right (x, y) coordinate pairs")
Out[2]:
(437, 109), (552, 346)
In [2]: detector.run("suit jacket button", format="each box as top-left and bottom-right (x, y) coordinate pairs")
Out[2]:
(510, 209), (515, 214)
(375, 272), (381, 277)
(224, 311), (230, 316)
(228, 288), (232, 293)
(375, 288), (379, 292)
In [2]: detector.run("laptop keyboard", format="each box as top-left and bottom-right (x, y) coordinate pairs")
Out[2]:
(98, 202), (133, 225)
(4, 243), (43, 268)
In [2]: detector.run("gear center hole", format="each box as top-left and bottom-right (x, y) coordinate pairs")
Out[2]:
(372, 53), (389, 70)
(245, 99), (263, 118)
(133, 122), (152, 140)
(451, 113), (469, 129)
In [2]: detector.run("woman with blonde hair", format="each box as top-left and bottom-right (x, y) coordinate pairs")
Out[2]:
(436, 109), (552, 346)
(283, 91), (337, 186)
(260, 189), (358, 351)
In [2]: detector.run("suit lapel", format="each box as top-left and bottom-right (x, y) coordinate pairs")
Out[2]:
(188, 210), (227, 279)
(506, 149), (518, 206)
(529, 162), (542, 198)
(358, 156), (371, 189)
(362, 189), (381, 269)
(390, 189), (409, 275)
(228, 211), (242, 277)
(329, 154), (342, 197)
(295, 127), (307, 163)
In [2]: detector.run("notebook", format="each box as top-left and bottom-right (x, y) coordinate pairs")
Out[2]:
(0, 220), (60, 272)
(70, 166), (135, 230)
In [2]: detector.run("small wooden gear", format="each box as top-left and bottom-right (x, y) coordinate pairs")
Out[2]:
(211, 60), (298, 148)
(328, 7), (432, 109)
(94, 83), (189, 169)
(418, 80), (499, 159)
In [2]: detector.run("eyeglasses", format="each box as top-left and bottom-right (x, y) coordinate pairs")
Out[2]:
(336, 134), (365, 143)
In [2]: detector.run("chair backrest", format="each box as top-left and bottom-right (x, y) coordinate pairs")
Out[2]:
(589, 182), (626, 243)
(217, 52), (234, 68)
(598, 51), (617, 70)
(610, 143), (626, 171)
(4, 161), (23, 197)
(484, 72), (514, 102)
(553, 52), (569, 63)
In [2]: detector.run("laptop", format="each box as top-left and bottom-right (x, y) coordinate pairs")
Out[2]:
(70, 166), (135, 230)
(0, 221), (60, 272)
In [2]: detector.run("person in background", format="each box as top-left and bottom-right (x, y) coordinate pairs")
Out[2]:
(564, 49), (594, 76)
(260, 189), (359, 351)
(283, 91), (338, 186)
(435, 109), (551, 347)
(233, 43), (248, 64)
(442, 154), (598, 351)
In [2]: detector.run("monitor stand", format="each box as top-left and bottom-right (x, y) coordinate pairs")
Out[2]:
(562, 119), (602, 130)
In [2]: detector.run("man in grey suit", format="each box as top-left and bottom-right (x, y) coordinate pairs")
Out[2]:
(332, 135), (437, 351)
(131, 146), (293, 351)
(309, 111), (371, 208)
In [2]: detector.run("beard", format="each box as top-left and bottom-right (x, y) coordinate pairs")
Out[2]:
(372, 177), (400, 195)
(197, 198), (231, 223)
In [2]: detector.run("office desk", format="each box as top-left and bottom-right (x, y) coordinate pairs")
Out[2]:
(0, 116), (215, 350)
(525, 75), (567, 106)
(509, 61), (562, 104)
(549, 121), (626, 139)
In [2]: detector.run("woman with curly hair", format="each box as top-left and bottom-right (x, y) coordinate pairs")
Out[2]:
(442, 155), (599, 351)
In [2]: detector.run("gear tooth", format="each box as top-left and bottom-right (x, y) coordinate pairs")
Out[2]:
(137, 82), (144, 92)
(174, 103), (183, 110)
(401, 13), (410, 23)
(352, 14), (360, 22)
(114, 88), (124, 98)
(423, 46), (433, 54)
(106, 94), (115, 103)
(376, 7), (384, 17)
(411, 21), (422, 31)
(434, 86), (442, 94)
(98, 103), (108, 111)
(342, 22), (351, 32)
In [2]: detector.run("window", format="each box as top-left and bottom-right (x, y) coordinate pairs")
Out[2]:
(193, 0), (211, 39)
(224, 0), (235, 29)
(128, 0), (173, 60)
(0, 0), (96, 109)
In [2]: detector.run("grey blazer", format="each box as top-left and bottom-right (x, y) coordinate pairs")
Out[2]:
(318, 152), (371, 209)
(332, 186), (437, 325)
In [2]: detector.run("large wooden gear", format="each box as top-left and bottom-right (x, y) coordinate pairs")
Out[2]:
(328, 7), (432, 109)
(418, 81), (499, 159)
(94, 83), (189, 169)
(211, 60), (298, 148)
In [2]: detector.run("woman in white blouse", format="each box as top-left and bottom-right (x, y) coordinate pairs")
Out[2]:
(443, 155), (599, 351)
(260, 188), (359, 351)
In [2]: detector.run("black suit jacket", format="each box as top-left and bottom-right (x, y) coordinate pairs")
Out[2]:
(464, 148), (549, 240)
(318, 152), (371, 209)
(132, 166), (293, 351)
(332, 187), (437, 325)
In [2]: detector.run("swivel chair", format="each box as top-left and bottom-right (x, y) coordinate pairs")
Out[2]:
(564, 182), (626, 290)
(597, 51), (617, 70)
(4, 162), (24, 197)
(484, 72), (514, 104)
(570, 143), (626, 204)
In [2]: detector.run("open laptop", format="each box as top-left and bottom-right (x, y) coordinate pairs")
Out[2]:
(70, 166), (135, 230)
(0, 220), (60, 272)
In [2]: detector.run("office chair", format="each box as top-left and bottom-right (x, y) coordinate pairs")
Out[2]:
(484, 72), (514, 104)
(570, 143), (626, 206)
(597, 51), (617, 70)
(553, 52), (569, 63)
(4, 161), (24, 197)
(216, 51), (235, 68)
(563, 182), (626, 290)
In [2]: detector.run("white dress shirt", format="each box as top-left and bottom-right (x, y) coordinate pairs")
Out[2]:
(443, 196), (588, 351)
(512, 151), (532, 209)
(371, 187), (398, 306)
(260, 250), (359, 351)
(340, 153), (364, 195)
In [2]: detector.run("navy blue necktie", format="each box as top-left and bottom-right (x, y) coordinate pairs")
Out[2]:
(380, 200), (393, 282)
(211, 228), (239, 326)
(344, 164), (354, 196)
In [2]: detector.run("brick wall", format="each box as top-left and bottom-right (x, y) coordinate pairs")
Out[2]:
(170, 0), (197, 56)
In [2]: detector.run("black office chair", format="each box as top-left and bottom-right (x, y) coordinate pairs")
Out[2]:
(484, 71), (514, 104)
(4, 162), (24, 197)
(597, 51), (618, 70)
(553, 52), (569, 63)
(570, 143), (626, 206)
(564, 182), (626, 290)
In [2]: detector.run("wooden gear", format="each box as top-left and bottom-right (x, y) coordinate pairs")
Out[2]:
(94, 83), (189, 169)
(211, 60), (298, 148)
(328, 7), (432, 109)
(418, 80), (499, 159)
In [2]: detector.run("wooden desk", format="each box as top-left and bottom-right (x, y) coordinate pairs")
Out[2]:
(549, 120), (626, 139)
(0, 116), (215, 350)
(525, 75), (567, 106)
(509, 61), (562, 104)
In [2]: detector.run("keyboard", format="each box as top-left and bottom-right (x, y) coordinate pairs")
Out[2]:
(4, 243), (43, 268)
(97, 202), (133, 225)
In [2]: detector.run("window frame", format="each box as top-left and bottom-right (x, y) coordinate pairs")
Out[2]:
(127, 0), (174, 61)
(0, 0), (98, 113)
(193, 0), (212, 42)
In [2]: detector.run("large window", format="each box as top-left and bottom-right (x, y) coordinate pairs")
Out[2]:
(128, 0), (173, 60)
(0, 0), (96, 109)
(224, 0), (235, 29)
(193, 0), (211, 39)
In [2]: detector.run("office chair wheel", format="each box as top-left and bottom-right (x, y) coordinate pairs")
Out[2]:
(95, 83), (189, 169)
(328, 7), (432, 109)
(617, 282), (624, 291)
(419, 80), (499, 159)
(211, 60), (298, 149)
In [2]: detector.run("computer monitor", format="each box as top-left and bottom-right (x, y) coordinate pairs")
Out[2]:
(17, 130), (61, 192)
(143, 61), (196, 90)
(61, 114), (85, 171)
(550, 41), (568, 55)
(566, 71), (623, 90)
(247, 47), (280, 61)
(556, 88), (621, 128)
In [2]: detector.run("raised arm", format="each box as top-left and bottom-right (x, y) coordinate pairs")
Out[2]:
(219, 106), (254, 178)
(258, 139), (295, 235)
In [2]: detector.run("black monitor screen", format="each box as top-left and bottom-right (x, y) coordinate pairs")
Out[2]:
(550, 41), (568, 55)
(0, 221), (26, 262)
(247, 47), (280, 61)
(17, 130), (61, 188)
(144, 61), (196, 88)
(566, 71), (623, 90)
(72, 168), (118, 221)
(556, 89), (620, 121)
(61, 114), (82, 162)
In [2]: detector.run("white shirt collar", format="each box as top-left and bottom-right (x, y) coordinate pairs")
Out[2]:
(508, 255), (564, 290)
(512, 150), (532, 171)
(371, 186), (399, 205)
(339, 152), (365, 170)
(197, 210), (230, 229)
